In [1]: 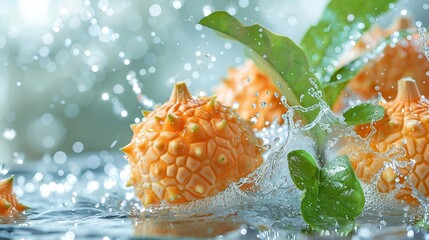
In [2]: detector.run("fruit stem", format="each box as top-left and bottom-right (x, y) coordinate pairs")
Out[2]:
(170, 82), (193, 103)
(396, 77), (421, 102)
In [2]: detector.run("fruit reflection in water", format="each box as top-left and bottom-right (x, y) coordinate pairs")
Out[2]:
(346, 78), (429, 205)
(133, 217), (243, 238)
(122, 82), (263, 206)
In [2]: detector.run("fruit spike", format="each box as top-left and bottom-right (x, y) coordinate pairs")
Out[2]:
(206, 96), (217, 112)
(345, 77), (429, 205)
(396, 77), (421, 102)
(170, 81), (193, 103)
(0, 176), (29, 216)
(122, 81), (263, 206)
(142, 110), (151, 118)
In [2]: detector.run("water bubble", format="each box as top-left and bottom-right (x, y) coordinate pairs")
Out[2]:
(13, 152), (25, 164)
(91, 65), (99, 72)
(149, 4), (162, 17)
(101, 93), (110, 101)
(184, 63), (192, 71)
(54, 151), (67, 164)
(195, 24), (203, 31)
(2, 128), (16, 141)
(250, 117), (257, 124)
(172, 1), (182, 9)
(227, 7), (236, 16)
(347, 14), (355, 22)
(42, 33), (54, 45)
(287, 16), (298, 26)
(73, 142), (84, 153)
(203, 5), (212, 16)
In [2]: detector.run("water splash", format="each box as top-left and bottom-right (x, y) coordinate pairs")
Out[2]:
(126, 71), (158, 110)
(417, 21), (429, 62)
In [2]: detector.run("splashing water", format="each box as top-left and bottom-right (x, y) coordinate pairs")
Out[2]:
(126, 71), (157, 110)
(417, 22), (429, 62)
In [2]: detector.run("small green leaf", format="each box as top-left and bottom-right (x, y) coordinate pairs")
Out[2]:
(200, 12), (321, 123)
(301, 0), (398, 80)
(343, 103), (385, 125)
(323, 31), (411, 106)
(287, 150), (365, 232)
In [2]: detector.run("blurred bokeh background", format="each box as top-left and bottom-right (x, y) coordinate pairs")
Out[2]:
(0, 0), (427, 164)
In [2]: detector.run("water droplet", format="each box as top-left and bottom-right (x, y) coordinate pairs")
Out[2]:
(0, 164), (9, 175)
(260, 102), (267, 108)
(2, 128), (16, 141)
(184, 63), (192, 71)
(54, 151), (67, 164)
(101, 93), (110, 101)
(336, 74), (342, 80)
(263, 144), (271, 150)
(172, 0), (182, 9)
(149, 4), (162, 17)
(250, 117), (257, 124)
(347, 14), (355, 22)
(13, 152), (25, 164)
(203, 5), (212, 16)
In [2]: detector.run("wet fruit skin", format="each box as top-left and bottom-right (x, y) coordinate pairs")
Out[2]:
(122, 82), (263, 206)
(347, 78), (429, 205)
(215, 60), (287, 130)
(0, 176), (28, 217)
(333, 17), (429, 112)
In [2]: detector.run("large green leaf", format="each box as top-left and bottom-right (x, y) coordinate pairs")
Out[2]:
(287, 150), (365, 232)
(200, 12), (321, 123)
(343, 103), (385, 125)
(301, 0), (398, 80)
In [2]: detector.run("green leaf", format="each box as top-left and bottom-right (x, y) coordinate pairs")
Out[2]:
(200, 12), (321, 123)
(343, 103), (385, 125)
(287, 150), (365, 232)
(323, 30), (411, 106)
(301, 0), (398, 80)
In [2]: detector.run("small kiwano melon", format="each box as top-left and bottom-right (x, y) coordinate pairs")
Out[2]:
(0, 176), (29, 217)
(215, 60), (287, 130)
(333, 17), (429, 112)
(347, 78), (429, 205)
(122, 82), (263, 206)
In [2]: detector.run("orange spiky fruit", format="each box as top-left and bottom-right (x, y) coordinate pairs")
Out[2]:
(122, 82), (263, 206)
(333, 17), (429, 112)
(347, 78), (429, 205)
(215, 60), (287, 130)
(0, 176), (29, 216)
